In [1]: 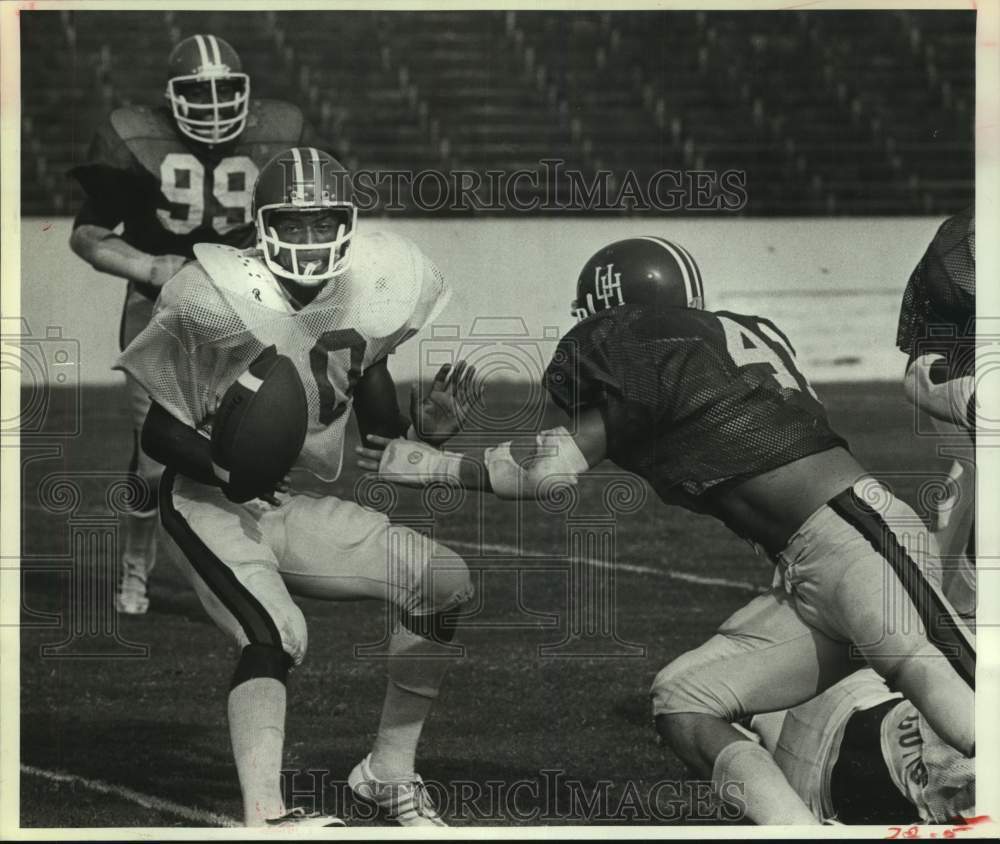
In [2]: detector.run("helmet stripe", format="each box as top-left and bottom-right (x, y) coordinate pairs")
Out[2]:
(207, 34), (222, 66)
(674, 240), (703, 301)
(309, 147), (322, 197)
(290, 147), (306, 194)
(638, 236), (693, 305)
(193, 34), (211, 69)
(659, 240), (696, 304)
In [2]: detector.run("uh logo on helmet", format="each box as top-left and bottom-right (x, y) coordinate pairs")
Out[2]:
(166, 34), (250, 145)
(571, 236), (705, 320)
(252, 147), (357, 286)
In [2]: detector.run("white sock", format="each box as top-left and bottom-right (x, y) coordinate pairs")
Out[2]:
(121, 509), (158, 586)
(369, 680), (434, 781)
(228, 678), (286, 825)
(713, 739), (819, 825)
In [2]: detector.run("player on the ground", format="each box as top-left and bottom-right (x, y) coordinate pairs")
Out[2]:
(69, 33), (326, 615)
(896, 209), (976, 622)
(747, 668), (975, 824)
(359, 236), (975, 825)
(116, 147), (472, 828)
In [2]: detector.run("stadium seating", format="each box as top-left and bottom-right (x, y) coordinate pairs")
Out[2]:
(21, 9), (973, 216)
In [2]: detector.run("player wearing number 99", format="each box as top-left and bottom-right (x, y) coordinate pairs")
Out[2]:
(68, 33), (326, 615)
(363, 237), (976, 825)
(115, 147), (472, 828)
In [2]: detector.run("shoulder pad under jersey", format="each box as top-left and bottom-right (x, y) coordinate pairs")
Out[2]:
(339, 230), (425, 338)
(240, 99), (308, 145)
(154, 259), (207, 312)
(109, 105), (177, 144)
(194, 243), (293, 312)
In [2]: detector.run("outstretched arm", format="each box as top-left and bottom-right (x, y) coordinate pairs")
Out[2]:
(357, 406), (608, 500)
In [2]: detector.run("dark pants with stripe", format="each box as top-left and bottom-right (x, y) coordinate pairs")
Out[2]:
(652, 480), (975, 760)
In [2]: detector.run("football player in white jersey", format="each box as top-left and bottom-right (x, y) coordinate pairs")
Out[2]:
(116, 147), (472, 828)
(69, 34), (327, 615)
(747, 669), (975, 825)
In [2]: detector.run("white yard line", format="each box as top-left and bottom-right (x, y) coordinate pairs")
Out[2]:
(18, 543), (759, 829)
(20, 764), (240, 827)
(442, 539), (763, 593)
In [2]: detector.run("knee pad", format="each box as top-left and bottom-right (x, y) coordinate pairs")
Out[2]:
(401, 555), (473, 644)
(423, 549), (475, 615)
(230, 643), (293, 690)
(399, 607), (461, 644)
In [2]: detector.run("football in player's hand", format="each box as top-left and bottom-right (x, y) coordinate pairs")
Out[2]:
(211, 346), (308, 502)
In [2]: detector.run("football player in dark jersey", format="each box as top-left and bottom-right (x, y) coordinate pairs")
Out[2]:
(69, 33), (326, 614)
(896, 209), (976, 623)
(359, 236), (975, 825)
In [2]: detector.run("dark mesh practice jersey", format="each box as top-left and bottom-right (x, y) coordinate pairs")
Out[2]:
(544, 304), (847, 514)
(69, 101), (324, 300)
(896, 209), (975, 373)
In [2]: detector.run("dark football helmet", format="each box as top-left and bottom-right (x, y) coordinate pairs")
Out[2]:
(253, 147), (357, 285)
(572, 236), (705, 320)
(166, 34), (250, 145)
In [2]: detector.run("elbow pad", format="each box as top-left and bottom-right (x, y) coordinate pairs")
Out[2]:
(485, 427), (589, 500)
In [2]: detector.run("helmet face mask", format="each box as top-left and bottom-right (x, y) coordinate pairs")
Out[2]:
(166, 34), (250, 145)
(259, 207), (357, 286)
(253, 147), (357, 287)
(572, 236), (705, 321)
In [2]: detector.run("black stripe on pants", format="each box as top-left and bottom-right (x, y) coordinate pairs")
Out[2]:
(159, 470), (283, 650)
(828, 488), (975, 690)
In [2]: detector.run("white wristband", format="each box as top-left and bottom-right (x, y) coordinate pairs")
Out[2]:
(485, 427), (588, 499)
(378, 438), (463, 486)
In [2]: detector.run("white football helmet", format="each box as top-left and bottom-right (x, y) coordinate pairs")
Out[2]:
(252, 147), (357, 286)
(165, 34), (250, 145)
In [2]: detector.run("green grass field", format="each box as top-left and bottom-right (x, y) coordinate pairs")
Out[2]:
(17, 381), (949, 827)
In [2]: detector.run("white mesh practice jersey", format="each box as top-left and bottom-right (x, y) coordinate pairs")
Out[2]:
(882, 700), (976, 823)
(116, 230), (450, 481)
(755, 668), (975, 823)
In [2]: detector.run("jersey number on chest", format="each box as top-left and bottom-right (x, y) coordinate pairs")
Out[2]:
(719, 316), (819, 400)
(157, 153), (260, 236)
(309, 329), (367, 424)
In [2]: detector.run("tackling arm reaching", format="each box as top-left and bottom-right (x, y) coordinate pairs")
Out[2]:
(356, 402), (607, 499)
